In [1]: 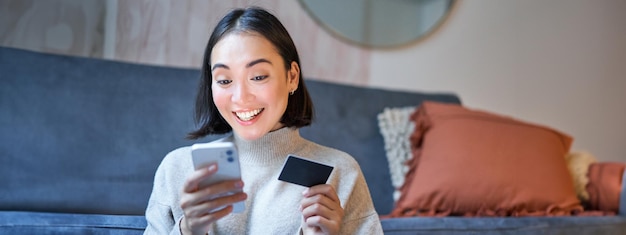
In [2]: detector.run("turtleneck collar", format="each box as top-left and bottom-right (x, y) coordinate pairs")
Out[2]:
(231, 127), (305, 166)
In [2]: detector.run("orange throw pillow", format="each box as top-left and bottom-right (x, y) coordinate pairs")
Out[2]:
(586, 162), (626, 213)
(390, 101), (583, 217)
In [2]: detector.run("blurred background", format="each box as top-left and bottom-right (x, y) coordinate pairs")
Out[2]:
(1, 0), (625, 162)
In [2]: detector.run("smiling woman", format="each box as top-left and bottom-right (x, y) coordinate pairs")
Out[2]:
(143, 6), (384, 235)
(298, 0), (457, 48)
(209, 32), (300, 141)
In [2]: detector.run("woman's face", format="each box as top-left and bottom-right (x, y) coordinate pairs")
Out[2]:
(210, 32), (299, 141)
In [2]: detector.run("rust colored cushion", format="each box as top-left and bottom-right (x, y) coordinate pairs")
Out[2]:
(586, 162), (626, 213)
(390, 101), (583, 217)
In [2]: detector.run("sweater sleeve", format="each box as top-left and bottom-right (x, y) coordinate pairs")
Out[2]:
(342, 212), (383, 234)
(144, 149), (188, 235)
(144, 200), (182, 235)
(336, 157), (384, 234)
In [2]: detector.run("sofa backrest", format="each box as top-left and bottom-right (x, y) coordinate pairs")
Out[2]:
(0, 47), (209, 215)
(0, 46), (460, 215)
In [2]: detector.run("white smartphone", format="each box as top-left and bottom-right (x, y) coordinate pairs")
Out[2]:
(190, 141), (245, 213)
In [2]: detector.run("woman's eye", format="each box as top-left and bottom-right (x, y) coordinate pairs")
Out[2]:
(251, 75), (268, 81)
(216, 80), (232, 85)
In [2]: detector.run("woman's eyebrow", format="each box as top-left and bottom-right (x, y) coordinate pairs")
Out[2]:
(212, 58), (271, 71)
(211, 63), (229, 71)
(247, 58), (272, 68)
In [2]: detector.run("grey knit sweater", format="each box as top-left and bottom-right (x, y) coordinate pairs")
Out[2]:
(144, 127), (383, 234)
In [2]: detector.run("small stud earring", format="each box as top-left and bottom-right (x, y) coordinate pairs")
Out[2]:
(289, 90), (295, 95)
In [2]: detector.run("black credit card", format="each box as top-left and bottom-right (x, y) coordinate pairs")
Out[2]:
(278, 155), (334, 187)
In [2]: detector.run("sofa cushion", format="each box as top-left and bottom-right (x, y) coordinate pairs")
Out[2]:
(565, 151), (597, 202)
(586, 162), (626, 213)
(381, 216), (626, 235)
(377, 106), (417, 202)
(391, 101), (582, 216)
(0, 211), (146, 235)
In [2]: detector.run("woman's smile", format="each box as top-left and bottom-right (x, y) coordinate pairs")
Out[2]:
(234, 108), (264, 122)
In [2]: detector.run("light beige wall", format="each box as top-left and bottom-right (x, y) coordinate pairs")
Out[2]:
(1, 0), (624, 162)
(0, 0), (370, 85)
(0, 0), (105, 57)
(370, 0), (626, 162)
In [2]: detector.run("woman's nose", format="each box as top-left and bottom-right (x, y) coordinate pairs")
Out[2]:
(232, 82), (254, 103)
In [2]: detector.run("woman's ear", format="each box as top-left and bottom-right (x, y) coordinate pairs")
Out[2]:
(288, 61), (300, 92)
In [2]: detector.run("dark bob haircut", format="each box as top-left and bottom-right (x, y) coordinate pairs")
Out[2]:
(187, 7), (314, 139)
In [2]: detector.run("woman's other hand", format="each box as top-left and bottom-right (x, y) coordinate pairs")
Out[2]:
(300, 184), (344, 235)
(179, 163), (247, 235)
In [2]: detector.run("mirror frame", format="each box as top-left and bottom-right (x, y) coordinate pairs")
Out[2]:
(297, 0), (458, 49)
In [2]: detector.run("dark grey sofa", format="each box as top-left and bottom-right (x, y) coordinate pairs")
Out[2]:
(1, 46), (625, 234)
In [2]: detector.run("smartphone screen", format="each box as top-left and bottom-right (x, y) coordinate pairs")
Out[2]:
(191, 141), (245, 213)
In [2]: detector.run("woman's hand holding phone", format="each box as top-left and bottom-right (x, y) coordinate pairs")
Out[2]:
(180, 142), (246, 234)
(180, 163), (247, 235)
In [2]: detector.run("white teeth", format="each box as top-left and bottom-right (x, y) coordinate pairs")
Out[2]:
(235, 108), (263, 121)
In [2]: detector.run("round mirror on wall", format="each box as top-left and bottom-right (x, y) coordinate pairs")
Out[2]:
(298, 0), (456, 48)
